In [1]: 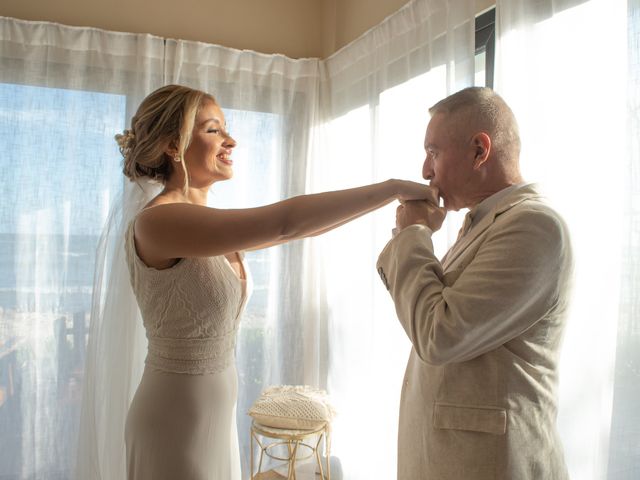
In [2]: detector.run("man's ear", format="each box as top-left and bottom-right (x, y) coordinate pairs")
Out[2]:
(472, 132), (491, 170)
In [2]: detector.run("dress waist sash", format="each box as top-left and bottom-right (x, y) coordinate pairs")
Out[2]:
(146, 332), (237, 374)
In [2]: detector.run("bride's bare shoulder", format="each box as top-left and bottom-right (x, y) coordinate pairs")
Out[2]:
(139, 192), (196, 215)
(141, 194), (180, 211)
(134, 196), (194, 232)
(134, 197), (211, 236)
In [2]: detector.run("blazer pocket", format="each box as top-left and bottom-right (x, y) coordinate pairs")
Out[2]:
(433, 403), (507, 435)
(442, 267), (464, 287)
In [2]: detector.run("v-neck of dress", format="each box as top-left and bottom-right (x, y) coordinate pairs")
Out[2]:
(222, 252), (247, 282)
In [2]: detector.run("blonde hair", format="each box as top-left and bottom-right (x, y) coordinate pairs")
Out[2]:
(429, 87), (521, 160)
(116, 84), (216, 192)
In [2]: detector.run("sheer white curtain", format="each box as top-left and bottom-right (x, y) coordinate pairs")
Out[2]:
(310, 1), (476, 478)
(0, 17), (165, 479)
(0, 16), (325, 480)
(615, 2), (640, 479)
(6, 1), (637, 479)
(494, 0), (638, 478)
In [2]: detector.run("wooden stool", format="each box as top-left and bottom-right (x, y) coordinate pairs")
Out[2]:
(250, 421), (331, 480)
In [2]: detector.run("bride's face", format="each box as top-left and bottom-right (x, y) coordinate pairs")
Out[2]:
(183, 99), (237, 186)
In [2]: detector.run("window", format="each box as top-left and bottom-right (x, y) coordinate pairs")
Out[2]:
(0, 82), (289, 477)
(475, 7), (496, 88)
(0, 82), (126, 476)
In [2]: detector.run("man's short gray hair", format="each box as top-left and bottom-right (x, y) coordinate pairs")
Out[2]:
(429, 87), (521, 158)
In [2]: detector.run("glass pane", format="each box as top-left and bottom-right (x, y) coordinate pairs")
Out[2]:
(475, 49), (487, 87)
(0, 83), (286, 477)
(0, 83), (125, 477)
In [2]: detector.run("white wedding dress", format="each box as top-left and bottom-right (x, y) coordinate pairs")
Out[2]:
(123, 220), (251, 480)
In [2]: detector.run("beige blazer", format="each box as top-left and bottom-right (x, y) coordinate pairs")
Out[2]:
(376, 184), (573, 480)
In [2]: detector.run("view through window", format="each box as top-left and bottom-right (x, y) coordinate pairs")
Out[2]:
(0, 82), (283, 478)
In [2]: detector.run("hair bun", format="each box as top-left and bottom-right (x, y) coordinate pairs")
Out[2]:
(115, 129), (136, 151)
(116, 129), (139, 180)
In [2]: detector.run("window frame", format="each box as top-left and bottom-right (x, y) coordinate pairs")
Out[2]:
(475, 7), (496, 88)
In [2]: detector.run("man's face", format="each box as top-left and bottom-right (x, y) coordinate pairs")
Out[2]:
(422, 112), (475, 211)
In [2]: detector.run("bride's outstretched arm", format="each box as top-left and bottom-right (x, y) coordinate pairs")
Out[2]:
(247, 183), (424, 251)
(134, 179), (437, 260)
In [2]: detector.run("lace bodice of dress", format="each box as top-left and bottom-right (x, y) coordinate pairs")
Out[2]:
(124, 220), (251, 374)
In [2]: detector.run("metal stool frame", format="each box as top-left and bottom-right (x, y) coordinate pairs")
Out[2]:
(250, 421), (331, 480)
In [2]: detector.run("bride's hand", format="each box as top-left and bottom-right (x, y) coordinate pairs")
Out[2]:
(393, 180), (439, 205)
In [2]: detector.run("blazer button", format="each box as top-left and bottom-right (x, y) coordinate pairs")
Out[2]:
(377, 267), (389, 289)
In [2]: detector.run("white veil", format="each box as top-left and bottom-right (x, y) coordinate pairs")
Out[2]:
(75, 179), (161, 480)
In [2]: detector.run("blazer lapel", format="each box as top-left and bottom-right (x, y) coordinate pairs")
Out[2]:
(442, 184), (543, 270)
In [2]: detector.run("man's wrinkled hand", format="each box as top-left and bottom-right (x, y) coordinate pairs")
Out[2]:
(396, 200), (446, 232)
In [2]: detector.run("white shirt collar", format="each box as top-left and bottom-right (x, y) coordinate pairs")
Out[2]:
(468, 182), (527, 228)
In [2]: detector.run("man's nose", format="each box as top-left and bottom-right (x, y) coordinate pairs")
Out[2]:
(422, 157), (434, 180)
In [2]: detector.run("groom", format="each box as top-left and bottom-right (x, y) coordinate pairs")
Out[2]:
(376, 87), (573, 479)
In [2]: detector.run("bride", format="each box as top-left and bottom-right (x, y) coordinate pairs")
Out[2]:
(105, 84), (437, 480)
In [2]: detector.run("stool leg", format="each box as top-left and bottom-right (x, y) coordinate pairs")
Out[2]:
(326, 429), (331, 480)
(314, 433), (325, 480)
(250, 429), (254, 479)
(285, 440), (291, 480)
(255, 434), (265, 474)
(287, 440), (294, 480)
(294, 440), (301, 480)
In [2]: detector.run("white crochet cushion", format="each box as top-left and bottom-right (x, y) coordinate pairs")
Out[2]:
(249, 385), (335, 430)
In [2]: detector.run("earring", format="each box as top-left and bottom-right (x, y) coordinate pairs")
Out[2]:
(173, 154), (181, 163)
